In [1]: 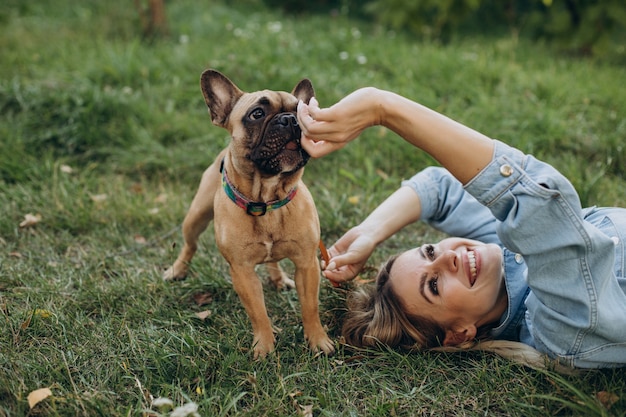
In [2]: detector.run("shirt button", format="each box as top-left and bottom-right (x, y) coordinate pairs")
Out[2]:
(611, 236), (620, 245)
(500, 164), (514, 177)
(514, 253), (524, 264)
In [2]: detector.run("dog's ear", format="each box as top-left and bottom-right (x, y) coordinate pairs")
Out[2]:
(292, 79), (315, 105)
(200, 69), (244, 127)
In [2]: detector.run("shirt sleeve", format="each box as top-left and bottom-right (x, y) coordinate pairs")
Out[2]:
(401, 167), (499, 244)
(464, 140), (626, 366)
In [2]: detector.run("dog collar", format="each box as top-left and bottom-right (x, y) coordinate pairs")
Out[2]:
(220, 160), (298, 216)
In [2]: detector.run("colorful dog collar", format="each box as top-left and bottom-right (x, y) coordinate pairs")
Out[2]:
(220, 160), (298, 216)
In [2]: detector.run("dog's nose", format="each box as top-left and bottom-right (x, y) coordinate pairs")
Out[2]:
(277, 113), (297, 126)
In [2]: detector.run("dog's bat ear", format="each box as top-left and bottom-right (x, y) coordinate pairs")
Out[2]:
(200, 69), (244, 127)
(292, 79), (315, 105)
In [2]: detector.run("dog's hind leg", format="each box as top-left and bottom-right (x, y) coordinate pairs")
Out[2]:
(265, 262), (296, 290)
(164, 149), (226, 281)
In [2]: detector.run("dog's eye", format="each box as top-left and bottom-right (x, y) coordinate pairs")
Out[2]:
(249, 108), (265, 120)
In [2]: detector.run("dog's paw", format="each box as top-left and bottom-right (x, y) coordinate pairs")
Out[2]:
(309, 334), (335, 356)
(163, 262), (189, 281)
(252, 335), (276, 359)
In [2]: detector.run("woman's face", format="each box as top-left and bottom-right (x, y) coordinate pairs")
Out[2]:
(389, 237), (508, 340)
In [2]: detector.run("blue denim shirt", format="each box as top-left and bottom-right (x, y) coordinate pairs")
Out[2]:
(402, 140), (626, 368)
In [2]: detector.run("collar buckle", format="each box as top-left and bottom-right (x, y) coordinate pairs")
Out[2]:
(246, 201), (268, 216)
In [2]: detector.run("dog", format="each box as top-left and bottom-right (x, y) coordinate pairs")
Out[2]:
(164, 69), (334, 359)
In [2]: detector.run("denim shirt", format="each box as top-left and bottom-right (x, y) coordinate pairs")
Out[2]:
(402, 140), (626, 368)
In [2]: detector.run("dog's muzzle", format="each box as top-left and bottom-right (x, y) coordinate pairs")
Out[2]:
(250, 112), (310, 175)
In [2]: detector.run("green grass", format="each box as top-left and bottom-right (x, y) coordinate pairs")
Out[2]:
(1, 0), (625, 415)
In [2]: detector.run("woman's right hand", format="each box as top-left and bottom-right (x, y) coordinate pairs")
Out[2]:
(297, 88), (384, 158)
(322, 226), (377, 284)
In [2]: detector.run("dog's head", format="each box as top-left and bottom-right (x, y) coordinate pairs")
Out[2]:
(200, 69), (314, 176)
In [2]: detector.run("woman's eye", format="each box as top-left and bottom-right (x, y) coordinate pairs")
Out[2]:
(428, 276), (439, 296)
(425, 244), (436, 260)
(249, 108), (265, 120)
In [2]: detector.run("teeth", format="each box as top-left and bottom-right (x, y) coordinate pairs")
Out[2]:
(468, 251), (477, 282)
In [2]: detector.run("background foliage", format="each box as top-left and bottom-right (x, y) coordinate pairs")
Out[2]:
(0, 0), (625, 415)
(265, 0), (626, 56)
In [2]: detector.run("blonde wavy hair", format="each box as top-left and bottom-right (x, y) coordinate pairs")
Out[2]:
(341, 256), (575, 373)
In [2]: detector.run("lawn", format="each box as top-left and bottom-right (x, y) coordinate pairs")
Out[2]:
(1, 0), (625, 416)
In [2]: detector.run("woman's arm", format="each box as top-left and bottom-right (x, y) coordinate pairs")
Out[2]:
(323, 186), (421, 283)
(298, 88), (494, 185)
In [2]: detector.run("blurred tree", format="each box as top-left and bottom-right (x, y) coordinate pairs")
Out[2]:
(134, 0), (169, 39)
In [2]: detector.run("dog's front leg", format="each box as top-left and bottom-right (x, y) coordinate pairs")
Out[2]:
(230, 264), (276, 359)
(164, 150), (226, 281)
(294, 263), (335, 355)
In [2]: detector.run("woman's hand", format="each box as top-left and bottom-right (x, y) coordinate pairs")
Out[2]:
(322, 227), (377, 284)
(297, 88), (383, 158)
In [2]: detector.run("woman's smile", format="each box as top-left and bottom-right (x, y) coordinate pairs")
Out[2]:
(390, 238), (508, 333)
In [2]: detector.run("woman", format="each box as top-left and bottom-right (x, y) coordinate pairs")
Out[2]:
(296, 88), (626, 369)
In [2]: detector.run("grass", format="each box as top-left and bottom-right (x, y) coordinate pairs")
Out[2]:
(1, 0), (625, 415)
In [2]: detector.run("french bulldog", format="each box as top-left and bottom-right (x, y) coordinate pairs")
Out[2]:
(164, 69), (334, 359)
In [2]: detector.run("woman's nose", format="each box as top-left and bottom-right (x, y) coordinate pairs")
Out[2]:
(435, 250), (458, 272)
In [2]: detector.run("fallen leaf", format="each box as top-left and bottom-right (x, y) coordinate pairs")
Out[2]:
(9, 251), (22, 258)
(154, 193), (168, 204)
(148, 207), (160, 215)
(152, 397), (174, 409)
(195, 310), (211, 320)
(21, 313), (32, 329)
(27, 387), (52, 409)
(348, 195), (360, 205)
(60, 164), (73, 174)
(376, 168), (389, 180)
(192, 292), (213, 306)
(134, 235), (147, 244)
(34, 309), (52, 319)
(90, 194), (108, 203)
(596, 391), (619, 410)
(19, 213), (41, 228)
(130, 183), (143, 194)
(299, 404), (313, 417)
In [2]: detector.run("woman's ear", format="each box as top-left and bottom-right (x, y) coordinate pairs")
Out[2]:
(443, 325), (477, 346)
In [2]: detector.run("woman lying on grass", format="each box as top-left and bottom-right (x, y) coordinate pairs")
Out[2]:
(296, 88), (626, 370)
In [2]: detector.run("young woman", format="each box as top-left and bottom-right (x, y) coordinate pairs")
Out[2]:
(296, 88), (626, 369)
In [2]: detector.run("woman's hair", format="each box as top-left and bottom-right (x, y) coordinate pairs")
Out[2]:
(341, 256), (570, 372)
(342, 256), (445, 350)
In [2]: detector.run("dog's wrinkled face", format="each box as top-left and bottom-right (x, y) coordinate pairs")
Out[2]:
(243, 94), (309, 175)
(200, 70), (315, 176)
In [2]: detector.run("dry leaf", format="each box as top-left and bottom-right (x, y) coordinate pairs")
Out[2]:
(376, 168), (389, 180)
(130, 183), (144, 194)
(21, 312), (32, 329)
(299, 404), (314, 417)
(152, 397), (174, 409)
(19, 213), (41, 228)
(90, 194), (108, 203)
(348, 195), (360, 205)
(134, 235), (147, 244)
(27, 387), (52, 408)
(192, 292), (213, 306)
(596, 391), (619, 410)
(34, 309), (52, 319)
(148, 207), (160, 215)
(195, 310), (211, 320)
(9, 251), (22, 258)
(154, 193), (168, 204)
(60, 164), (73, 174)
